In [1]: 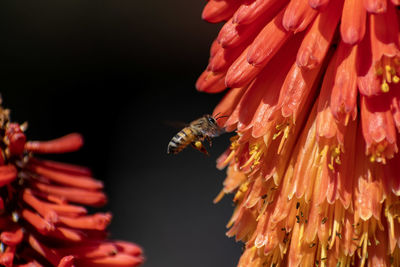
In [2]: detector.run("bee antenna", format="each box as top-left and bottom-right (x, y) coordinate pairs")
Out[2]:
(216, 115), (229, 120)
(213, 112), (221, 118)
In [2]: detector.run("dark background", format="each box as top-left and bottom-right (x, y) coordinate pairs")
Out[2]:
(0, 1), (242, 267)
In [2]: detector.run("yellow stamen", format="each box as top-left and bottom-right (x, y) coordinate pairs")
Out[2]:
(213, 189), (225, 203)
(233, 181), (249, 202)
(393, 75), (400, 83)
(381, 80), (389, 93)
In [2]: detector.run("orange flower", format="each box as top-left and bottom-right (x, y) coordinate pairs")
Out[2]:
(0, 101), (144, 266)
(198, 0), (400, 266)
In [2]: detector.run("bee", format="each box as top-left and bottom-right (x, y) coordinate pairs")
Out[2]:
(167, 114), (227, 155)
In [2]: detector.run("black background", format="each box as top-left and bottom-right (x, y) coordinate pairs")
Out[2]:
(0, 1), (242, 267)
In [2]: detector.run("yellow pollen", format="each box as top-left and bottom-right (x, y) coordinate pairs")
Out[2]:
(241, 143), (264, 169)
(378, 57), (400, 93)
(381, 81), (390, 93)
(233, 181), (249, 202)
(328, 146), (341, 170)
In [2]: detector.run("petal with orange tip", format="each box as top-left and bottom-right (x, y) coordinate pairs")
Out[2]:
(360, 94), (397, 161)
(308, 0), (330, 9)
(364, 0), (387, 13)
(208, 43), (248, 73)
(357, 28), (382, 96)
(247, 10), (292, 67)
(28, 163), (103, 190)
(202, 0), (240, 23)
(277, 58), (322, 120)
(196, 70), (227, 93)
(25, 133), (84, 154)
(232, 0), (288, 25)
(32, 182), (107, 207)
(237, 39), (297, 132)
(225, 48), (261, 88)
(341, 0), (366, 44)
(330, 42), (358, 124)
(296, 0), (343, 69)
(282, 0), (318, 33)
(370, 3), (400, 62)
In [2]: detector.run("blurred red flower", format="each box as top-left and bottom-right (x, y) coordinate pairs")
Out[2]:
(198, 0), (400, 266)
(0, 102), (143, 266)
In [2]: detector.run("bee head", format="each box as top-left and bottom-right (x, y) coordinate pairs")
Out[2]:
(206, 115), (217, 125)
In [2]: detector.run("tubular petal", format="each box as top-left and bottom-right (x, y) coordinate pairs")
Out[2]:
(33, 182), (107, 207)
(277, 58), (322, 120)
(235, 36), (298, 131)
(29, 158), (92, 176)
(370, 3), (400, 62)
(58, 213), (112, 230)
(340, 0), (367, 44)
(282, 0), (318, 33)
(208, 43), (247, 73)
(202, 0), (240, 23)
(225, 48), (261, 88)
(196, 70), (227, 93)
(308, 0), (330, 9)
(27, 163), (103, 190)
(233, 0), (286, 25)
(296, 0), (343, 69)
(247, 10), (292, 67)
(360, 94), (397, 161)
(363, 0), (387, 13)
(25, 133), (84, 154)
(330, 42), (358, 124)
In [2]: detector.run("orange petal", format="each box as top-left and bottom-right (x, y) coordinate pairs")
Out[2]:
(196, 70), (227, 93)
(330, 42), (358, 124)
(297, 0), (343, 69)
(29, 158), (92, 176)
(247, 10), (292, 67)
(25, 133), (83, 154)
(363, 0), (387, 13)
(340, 0), (367, 44)
(33, 182), (107, 207)
(282, 0), (318, 33)
(202, 0), (240, 23)
(233, 0), (288, 25)
(360, 94), (397, 161)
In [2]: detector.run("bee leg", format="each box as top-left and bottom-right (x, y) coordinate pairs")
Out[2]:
(206, 136), (212, 147)
(191, 141), (209, 156)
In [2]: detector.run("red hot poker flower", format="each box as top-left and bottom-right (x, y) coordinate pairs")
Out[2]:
(0, 102), (144, 266)
(198, 0), (400, 266)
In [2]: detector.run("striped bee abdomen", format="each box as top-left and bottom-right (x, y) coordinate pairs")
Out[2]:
(167, 127), (194, 154)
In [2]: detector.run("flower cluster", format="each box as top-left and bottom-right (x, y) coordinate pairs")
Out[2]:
(0, 102), (143, 266)
(198, 0), (400, 266)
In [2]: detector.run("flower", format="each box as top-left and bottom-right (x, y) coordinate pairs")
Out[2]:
(198, 0), (400, 266)
(0, 100), (144, 266)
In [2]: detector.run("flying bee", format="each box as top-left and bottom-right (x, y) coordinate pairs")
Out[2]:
(167, 113), (227, 155)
